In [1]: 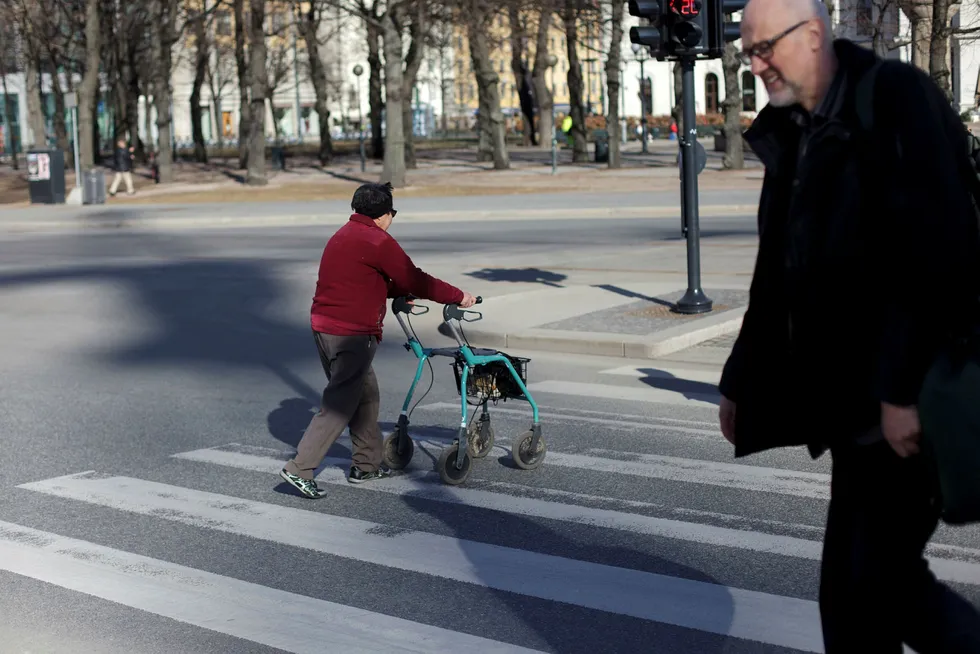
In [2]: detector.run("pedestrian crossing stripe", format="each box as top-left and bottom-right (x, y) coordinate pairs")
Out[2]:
(167, 443), (980, 586)
(16, 470), (825, 652)
(0, 520), (544, 654)
(598, 365), (723, 385)
(525, 380), (719, 407)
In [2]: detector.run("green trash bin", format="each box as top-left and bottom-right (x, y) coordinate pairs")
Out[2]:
(593, 129), (609, 163)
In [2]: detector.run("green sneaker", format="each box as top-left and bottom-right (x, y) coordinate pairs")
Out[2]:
(279, 469), (327, 499)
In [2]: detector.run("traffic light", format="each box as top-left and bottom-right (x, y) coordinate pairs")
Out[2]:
(628, 0), (666, 59)
(707, 0), (748, 57)
(665, 0), (710, 56)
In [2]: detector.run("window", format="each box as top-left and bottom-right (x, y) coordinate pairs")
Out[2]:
(215, 10), (231, 36)
(704, 73), (719, 113)
(741, 71), (756, 111)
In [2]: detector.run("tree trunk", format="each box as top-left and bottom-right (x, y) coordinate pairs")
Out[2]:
(468, 7), (509, 170)
(930, 0), (954, 101)
(901, 0), (933, 71)
(78, 0), (101, 170)
(300, 5), (333, 166)
(721, 42), (744, 169)
(473, 46), (493, 161)
(605, 0), (623, 169)
(47, 59), (70, 155)
(151, 0), (178, 183)
(532, 6), (554, 149)
(509, 4), (533, 146)
(381, 9), (406, 187)
(234, 0), (250, 170)
(247, 0), (267, 185)
(24, 58), (46, 149)
(191, 7), (209, 163)
(1, 72), (18, 169)
(368, 20), (384, 160)
(563, 1), (588, 163)
(402, 11), (425, 170)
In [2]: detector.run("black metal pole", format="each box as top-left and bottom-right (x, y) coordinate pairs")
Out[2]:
(674, 56), (712, 315)
(640, 58), (648, 154)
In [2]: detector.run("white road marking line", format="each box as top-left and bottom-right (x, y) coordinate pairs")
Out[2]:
(0, 520), (541, 654)
(548, 449), (830, 499)
(19, 471), (824, 652)
(414, 401), (719, 437)
(169, 445), (980, 587)
(526, 380), (719, 407)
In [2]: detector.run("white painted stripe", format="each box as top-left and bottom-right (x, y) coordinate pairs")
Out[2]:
(19, 472), (824, 652)
(547, 450), (830, 500)
(599, 365), (723, 385)
(170, 445), (980, 588)
(0, 520), (540, 654)
(415, 401), (720, 437)
(526, 380), (719, 407)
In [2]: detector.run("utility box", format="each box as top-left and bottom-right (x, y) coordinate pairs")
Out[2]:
(82, 169), (106, 204)
(27, 150), (66, 204)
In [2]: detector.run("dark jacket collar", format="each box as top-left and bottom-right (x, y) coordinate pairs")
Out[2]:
(744, 39), (878, 167)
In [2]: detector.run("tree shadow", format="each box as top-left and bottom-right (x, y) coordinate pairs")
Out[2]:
(400, 488), (738, 653)
(465, 267), (567, 287)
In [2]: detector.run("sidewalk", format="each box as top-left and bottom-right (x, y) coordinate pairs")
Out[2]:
(443, 282), (747, 360)
(0, 140), (764, 211)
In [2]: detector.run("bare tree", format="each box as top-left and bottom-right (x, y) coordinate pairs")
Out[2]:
(246, 0), (268, 184)
(0, 14), (20, 169)
(604, 0), (623, 168)
(532, 1), (556, 150)
(148, 0), (181, 183)
(206, 34), (236, 152)
(380, 1), (408, 186)
(465, 0), (510, 169)
(234, 0), (250, 169)
(562, 0), (588, 162)
(402, 3), (426, 169)
(296, 0), (334, 165)
(190, 0), (212, 163)
(721, 42), (744, 169)
(78, 0), (102, 170)
(508, 1), (535, 146)
(11, 0), (48, 149)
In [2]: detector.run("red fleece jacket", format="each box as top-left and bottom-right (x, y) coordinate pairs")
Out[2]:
(310, 214), (464, 339)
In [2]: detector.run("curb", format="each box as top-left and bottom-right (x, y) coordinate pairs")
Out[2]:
(0, 204), (760, 234)
(459, 305), (745, 359)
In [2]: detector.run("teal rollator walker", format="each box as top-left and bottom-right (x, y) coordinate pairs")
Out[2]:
(382, 295), (546, 485)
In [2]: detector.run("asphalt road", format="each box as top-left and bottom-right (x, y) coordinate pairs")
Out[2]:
(2, 217), (978, 654)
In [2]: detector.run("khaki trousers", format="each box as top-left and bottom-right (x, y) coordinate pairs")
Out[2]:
(110, 171), (134, 194)
(284, 332), (382, 480)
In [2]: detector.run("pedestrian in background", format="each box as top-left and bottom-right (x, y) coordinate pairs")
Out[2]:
(109, 138), (135, 197)
(719, 0), (980, 650)
(279, 182), (477, 498)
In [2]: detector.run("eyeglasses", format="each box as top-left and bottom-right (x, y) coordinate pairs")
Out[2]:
(737, 19), (808, 66)
(390, 209), (397, 218)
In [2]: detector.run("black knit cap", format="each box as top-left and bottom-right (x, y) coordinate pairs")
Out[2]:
(351, 182), (394, 219)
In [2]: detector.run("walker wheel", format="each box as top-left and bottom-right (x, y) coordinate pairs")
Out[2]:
(512, 430), (546, 470)
(437, 442), (472, 486)
(382, 430), (414, 470)
(467, 422), (495, 459)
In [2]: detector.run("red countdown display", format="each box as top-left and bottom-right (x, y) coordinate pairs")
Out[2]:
(669, 0), (700, 14)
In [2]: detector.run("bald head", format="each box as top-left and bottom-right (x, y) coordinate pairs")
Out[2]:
(741, 0), (837, 110)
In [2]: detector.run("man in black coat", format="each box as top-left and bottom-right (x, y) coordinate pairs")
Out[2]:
(722, 0), (980, 650)
(109, 137), (135, 196)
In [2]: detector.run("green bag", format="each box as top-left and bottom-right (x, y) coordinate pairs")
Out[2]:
(918, 340), (980, 525)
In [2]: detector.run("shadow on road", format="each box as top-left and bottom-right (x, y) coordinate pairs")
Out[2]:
(465, 267), (567, 287)
(594, 283), (678, 308)
(400, 488), (735, 653)
(634, 367), (721, 406)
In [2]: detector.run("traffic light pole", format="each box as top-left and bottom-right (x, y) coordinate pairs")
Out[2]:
(674, 55), (712, 314)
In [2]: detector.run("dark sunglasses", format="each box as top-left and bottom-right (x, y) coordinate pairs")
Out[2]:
(390, 209), (397, 218)
(737, 19), (808, 66)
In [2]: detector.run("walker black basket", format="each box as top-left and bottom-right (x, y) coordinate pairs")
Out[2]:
(452, 353), (530, 402)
